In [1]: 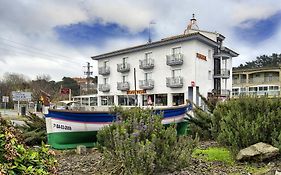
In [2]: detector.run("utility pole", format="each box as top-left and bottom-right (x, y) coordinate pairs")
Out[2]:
(83, 62), (93, 94)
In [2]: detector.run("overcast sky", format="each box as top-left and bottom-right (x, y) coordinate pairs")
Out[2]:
(0, 0), (281, 81)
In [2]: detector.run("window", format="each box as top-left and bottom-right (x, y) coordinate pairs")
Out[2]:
(118, 95), (135, 106)
(172, 69), (181, 77)
(155, 94), (167, 106)
(232, 88), (239, 96)
(249, 87), (257, 92)
(172, 47), (181, 55)
(82, 98), (89, 106)
(122, 75), (127, 83)
(208, 70), (212, 80)
(90, 97), (97, 106)
(145, 52), (152, 60)
(101, 96), (114, 106)
(208, 49), (211, 59)
(103, 77), (109, 84)
(144, 72), (152, 80)
(172, 93), (184, 106)
(142, 94), (154, 106)
(122, 57), (127, 64)
(104, 61), (108, 67)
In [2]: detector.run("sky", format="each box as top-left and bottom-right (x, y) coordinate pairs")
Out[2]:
(0, 0), (281, 81)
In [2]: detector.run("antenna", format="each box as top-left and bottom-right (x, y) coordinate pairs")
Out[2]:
(148, 21), (156, 43)
(83, 62), (93, 94)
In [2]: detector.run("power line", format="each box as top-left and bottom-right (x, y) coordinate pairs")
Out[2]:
(0, 36), (78, 60)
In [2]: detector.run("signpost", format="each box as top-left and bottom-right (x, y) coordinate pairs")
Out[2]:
(2, 96), (9, 115)
(12, 91), (32, 115)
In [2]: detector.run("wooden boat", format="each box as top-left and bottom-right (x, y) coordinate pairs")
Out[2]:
(45, 104), (190, 149)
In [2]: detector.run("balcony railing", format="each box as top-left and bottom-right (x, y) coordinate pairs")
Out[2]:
(248, 77), (279, 84)
(117, 82), (130, 91)
(139, 79), (154, 90)
(211, 89), (231, 97)
(117, 63), (130, 73)
(139, 58), (154, 69)
(166, 76), (183, 88)
(214, 69), (230, 79)
(98, 84), (110, 92)
(98, 67), (110, 75)
(166, 53), (183, 66)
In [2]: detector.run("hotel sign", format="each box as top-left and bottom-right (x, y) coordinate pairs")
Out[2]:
(127, 90), (146, 94)
(196, 53), (207, 61)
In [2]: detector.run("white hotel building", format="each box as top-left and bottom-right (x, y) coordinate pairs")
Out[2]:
(91, 17), (238, 107)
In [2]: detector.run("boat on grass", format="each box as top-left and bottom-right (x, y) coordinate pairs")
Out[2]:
(45, 104), (190, 149)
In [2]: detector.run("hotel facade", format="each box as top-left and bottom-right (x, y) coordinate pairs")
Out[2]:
(92, 17), (238, 107)
(232, 66), (281, 97)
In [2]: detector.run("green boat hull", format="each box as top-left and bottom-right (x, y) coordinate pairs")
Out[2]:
(47, 121), (189, 149)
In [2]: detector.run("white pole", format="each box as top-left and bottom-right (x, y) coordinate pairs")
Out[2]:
(4, 102), (6, 115)
(69, 89), (72, 101)
(17, 100), (20, 115)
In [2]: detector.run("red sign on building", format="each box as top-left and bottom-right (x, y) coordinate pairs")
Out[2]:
(60, 88), (70, 95)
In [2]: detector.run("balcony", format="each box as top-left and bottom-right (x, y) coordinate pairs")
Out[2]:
(98, 67), (110, 75)
(139, 58), (154, 69)
(139, 79), (154, 90)
(211, 89), (230, 97)
(98, 84), (110, 92)
(166, 76), (183, 88)
(214, 69), (230, 79)
(117, 63), (130, 73)
(117, 82), (130, 91)
(166, 53), (183, 66)
(249, 77), (279, 84)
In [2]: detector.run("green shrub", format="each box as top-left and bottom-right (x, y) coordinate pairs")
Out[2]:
(0, 117), (57, 175)
(186, 95), (219, 140)
(16, 112), (47, 146)
(213, 97), (281, 152)
(97, 107), (198, 174)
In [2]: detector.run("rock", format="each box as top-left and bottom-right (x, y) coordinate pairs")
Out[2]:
(76, 145), (87, 155)
(236, 142), (279, 161)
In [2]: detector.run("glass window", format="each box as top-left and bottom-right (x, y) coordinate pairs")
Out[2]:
(208, 70), (212, 80)
(142, 94), (154, 106)
(172, 47), (181, 54)
(90, 97), (97, 106)
(144, 72), (152, 80)
(258, 87), (263, 91)
(82, 98), (89, 106)
(155, 94), (167, 106)
(104, 61), (108, 67)
(208, 49), (211, 59)
(122, 57), (127, 64)
(172, 69), (181, 77)
(101, 96), (114, 106)
(172, 93), (184, 106)
(103, 77), (108, 84)
(118, 95), (135, 106)
(145, 52), (152, 60)
(122, 75), (127, 82)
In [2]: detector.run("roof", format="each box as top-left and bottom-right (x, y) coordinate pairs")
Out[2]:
(91, 32), (219, 60)
(233, 66), (281, 73)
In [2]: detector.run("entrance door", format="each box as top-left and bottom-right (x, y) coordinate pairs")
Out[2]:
(188, 86), (193, 102)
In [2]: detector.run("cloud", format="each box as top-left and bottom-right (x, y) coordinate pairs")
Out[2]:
(0, 0), (281, 80)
